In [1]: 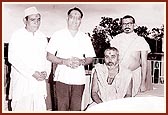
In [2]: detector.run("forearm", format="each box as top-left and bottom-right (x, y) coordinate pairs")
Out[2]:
(81, 57), (94, 66)
(141, 60), (147, 84)
(140, 51), (148, 86)
(47, 52), (66, 65)
(47, 52), (94, 69)
(91, 92), (103, 104)
(138, 51), (149, 92)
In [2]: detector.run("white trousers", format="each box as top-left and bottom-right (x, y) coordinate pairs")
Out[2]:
(12, 94), (46, 112)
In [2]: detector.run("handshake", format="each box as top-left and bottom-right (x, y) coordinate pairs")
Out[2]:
(63, 57), (85, 69)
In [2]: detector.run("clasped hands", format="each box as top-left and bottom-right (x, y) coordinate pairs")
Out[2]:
(63, 57), (85, 69)
(33, 71), (47, 81)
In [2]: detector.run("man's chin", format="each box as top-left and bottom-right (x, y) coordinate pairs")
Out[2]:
(31, 28), (39, 32)
(124, 30), (131, 33)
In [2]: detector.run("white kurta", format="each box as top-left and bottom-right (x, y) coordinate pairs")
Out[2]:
(8, 28), (51, 111)
(46, 28), (96, 85)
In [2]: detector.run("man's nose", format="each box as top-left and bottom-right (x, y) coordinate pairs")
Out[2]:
(125, 24), (130, 28)
(73, 17), (78, 22)
(109, 57), (113, 61)
(34, 20), (39, 24)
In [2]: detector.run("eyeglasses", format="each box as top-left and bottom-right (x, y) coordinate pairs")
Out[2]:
(122, 22), (134, 26)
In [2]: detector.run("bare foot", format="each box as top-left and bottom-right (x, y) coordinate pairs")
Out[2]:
(139, 84), (146, 92)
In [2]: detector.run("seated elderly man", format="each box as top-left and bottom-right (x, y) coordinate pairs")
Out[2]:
(91, 47), (133, 104)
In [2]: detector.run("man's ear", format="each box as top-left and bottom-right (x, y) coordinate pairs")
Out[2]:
(66, 17), (69, 22)
(23, 18), (27, 25)
(133, 23), (138, 29)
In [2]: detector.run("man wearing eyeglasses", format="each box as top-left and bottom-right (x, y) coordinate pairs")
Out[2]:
(110, 15), (151, 97)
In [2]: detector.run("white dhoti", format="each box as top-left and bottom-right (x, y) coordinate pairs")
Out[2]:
(110, 32), (152, 96)
(132, 67), (141, 97)
(12, 94), (46, 112)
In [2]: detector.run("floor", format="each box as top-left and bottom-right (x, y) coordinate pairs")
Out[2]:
(3, 83), (164, 112)
(136, 84), (164, 97)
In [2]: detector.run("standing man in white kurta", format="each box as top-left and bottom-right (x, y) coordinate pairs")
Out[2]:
(8, 7), (50, 111)
(110, 15), (151, 96)
(46, 7), (96, 111)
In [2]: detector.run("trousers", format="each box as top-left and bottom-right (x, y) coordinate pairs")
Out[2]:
(55, 81), (85, 111)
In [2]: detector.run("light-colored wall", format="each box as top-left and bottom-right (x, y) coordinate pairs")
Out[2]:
(2, 2), (165, 43)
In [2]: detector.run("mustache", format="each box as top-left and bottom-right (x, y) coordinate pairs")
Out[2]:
(107, 62), (114, 65)
(124, 28), (130, 30)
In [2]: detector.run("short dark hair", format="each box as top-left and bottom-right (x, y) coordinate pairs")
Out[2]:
(25, 16), (28, 21)
(122, 15), (135, 23)
(67, 7), (83, 18)
(104, 47), (119, 56)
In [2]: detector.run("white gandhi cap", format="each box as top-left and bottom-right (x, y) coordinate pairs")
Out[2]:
(24, 6), (40, 17)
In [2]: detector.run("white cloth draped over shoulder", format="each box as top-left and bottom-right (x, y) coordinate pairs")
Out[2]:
(110, 32), (151, 96)
(93, 63), (132, 102)
(110, 32), (150, 66)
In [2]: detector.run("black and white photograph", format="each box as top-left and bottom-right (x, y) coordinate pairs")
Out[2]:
(2, 2), (166, 113)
